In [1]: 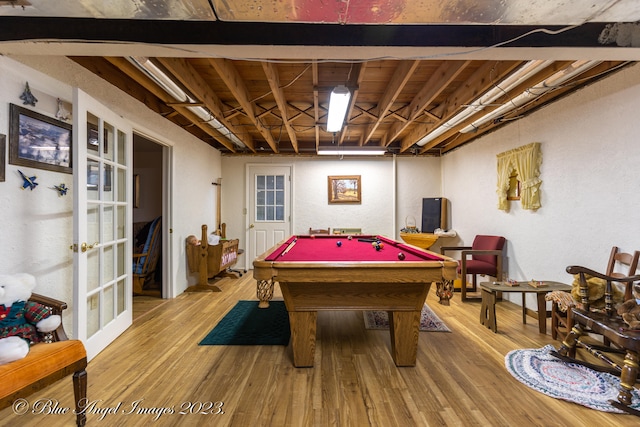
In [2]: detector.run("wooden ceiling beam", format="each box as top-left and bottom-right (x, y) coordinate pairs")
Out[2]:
(361, 60), (419, 145)
(418, 61), (575, 153)
(401, 60), (522, 152)
(382, 60), (470, 147)
(440, 61), (625, 154)
(156, 57), (255, 152)
(262, 62), (299, 153)
(208, 58), (279, 153)
(312, 61), (320, 151)
(104, 57), (238, 152)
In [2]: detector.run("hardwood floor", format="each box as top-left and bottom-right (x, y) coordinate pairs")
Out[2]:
(133, 295), (167, 321)
(3, 273), (637, 426)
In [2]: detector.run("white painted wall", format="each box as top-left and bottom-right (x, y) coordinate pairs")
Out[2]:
(0, 56), (222, 337)
(442, 63), (640, 305)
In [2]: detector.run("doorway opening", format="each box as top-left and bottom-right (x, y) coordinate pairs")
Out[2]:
(132, 133), (166, 319)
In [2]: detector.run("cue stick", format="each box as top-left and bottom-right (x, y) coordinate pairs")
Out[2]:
(281, 238), (298, 256)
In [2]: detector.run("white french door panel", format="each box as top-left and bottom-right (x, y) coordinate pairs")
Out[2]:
(247, 164), (292, 264)
(73, 88), (133, 361)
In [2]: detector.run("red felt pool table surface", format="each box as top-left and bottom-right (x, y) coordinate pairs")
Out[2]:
(265, 235), (442, 262)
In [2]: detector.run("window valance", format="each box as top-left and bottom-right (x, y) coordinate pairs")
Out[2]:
(496, 142), (542, 211)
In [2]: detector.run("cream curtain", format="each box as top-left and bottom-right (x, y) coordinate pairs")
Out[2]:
(496, 142), (542, 211)
(496, 152), (514, 211)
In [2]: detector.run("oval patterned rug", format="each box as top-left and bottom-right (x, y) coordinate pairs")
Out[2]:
(505, 345), (640, 413)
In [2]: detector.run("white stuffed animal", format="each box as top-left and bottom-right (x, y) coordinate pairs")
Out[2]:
(0, 273), (61, 365)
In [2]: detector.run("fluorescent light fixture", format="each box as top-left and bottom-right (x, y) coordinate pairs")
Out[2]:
(127, 57), (245, 149)
(326, 85), (351, 132)
(318, 146), (386, 156)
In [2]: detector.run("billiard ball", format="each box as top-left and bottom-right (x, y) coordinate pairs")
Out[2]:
(337, 241), (342, 247)
(348, 235), (352, 240)
(310, 235), (315, 239)
(398, 252), (405, 260)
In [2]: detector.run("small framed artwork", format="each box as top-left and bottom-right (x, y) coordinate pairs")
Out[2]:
(9, 103), (72, 174)
(507, 170), (521, 201)
(328, 175), (361, 204)
(0, 134), (6, 182)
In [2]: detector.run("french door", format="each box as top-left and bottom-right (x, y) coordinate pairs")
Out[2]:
(72, 89), (133, 361)
(247, 164), (292, 263)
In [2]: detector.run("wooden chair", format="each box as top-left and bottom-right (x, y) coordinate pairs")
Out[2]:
(554, 266), (640, 415)
(132, 216), (162, 295)
(548, 246), (639, 341)
(0, 293), (87, 426)
(309, 227), (330, 235)
(441, 235), (506, 301)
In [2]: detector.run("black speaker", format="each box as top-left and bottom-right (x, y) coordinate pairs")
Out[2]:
(421, 198), (448, 233)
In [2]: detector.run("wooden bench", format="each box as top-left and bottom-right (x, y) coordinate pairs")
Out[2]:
(0, 293), (87, 426)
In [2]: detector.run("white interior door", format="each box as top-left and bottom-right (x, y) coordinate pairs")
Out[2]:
(247, 164), (292, 262)
(73, 89), (132, 361)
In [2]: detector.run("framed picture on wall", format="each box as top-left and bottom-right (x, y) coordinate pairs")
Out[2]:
(328, 175), (361, 204)
(9, 103), (72, 174)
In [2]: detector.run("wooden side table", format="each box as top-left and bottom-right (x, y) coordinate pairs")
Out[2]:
(479, 281), (571, 334)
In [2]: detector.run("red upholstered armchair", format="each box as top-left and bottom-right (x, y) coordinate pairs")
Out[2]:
(441, 235), (506, 301)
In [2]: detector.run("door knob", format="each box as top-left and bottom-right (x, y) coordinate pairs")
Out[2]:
(249, 224), (255, 229)
(81, 242), (99, 252)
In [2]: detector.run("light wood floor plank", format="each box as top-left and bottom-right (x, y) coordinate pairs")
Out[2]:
(2, 273), (638, 426)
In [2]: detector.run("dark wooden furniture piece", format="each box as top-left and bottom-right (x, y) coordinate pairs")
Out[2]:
(555, 266), (640, 415)
(441, 235), (506, 301)
(0, 293), (87, 426)
(479, 281), (571, 334)
(548, 246), (639, 341)
(253, 234), (458, 367)
(132, 216), (162, 296)
(308, 227), (330, 235)
(186, 224), (241, 292)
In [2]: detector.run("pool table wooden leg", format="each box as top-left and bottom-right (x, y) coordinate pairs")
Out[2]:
(435, 279), (454, 305)
(256, 278), (275, 308)
(289, 311), (317, 367)
(388, 310), (420, 367)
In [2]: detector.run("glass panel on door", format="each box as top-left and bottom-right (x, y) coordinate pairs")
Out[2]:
(256, 174), (285, 222)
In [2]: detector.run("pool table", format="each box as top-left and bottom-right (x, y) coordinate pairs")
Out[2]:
(253, 234), (458, 367)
